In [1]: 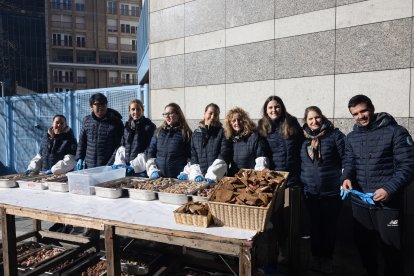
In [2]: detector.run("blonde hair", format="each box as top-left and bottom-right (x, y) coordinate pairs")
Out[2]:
(157, 103), (192, 141)
(224, 107), (256, 139)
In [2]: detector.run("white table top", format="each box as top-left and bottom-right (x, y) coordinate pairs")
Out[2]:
(0, 187), (257, 241)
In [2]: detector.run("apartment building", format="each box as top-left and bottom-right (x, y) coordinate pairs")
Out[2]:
(46, 0), (141, 92)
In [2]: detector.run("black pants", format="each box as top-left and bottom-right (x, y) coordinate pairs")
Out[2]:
(352, 199), (403, 276)
(304, 194), (342, 259)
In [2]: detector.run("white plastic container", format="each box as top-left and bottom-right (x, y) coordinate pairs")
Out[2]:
(66, 166), (125, 195)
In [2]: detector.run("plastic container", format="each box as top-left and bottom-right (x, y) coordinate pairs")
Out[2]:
(66, 166), (125, 195)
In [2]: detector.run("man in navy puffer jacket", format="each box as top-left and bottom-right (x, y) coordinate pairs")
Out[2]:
(76, 93), (124, 169)
(341, 95), (414, 276)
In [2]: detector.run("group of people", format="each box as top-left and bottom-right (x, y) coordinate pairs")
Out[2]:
(26, 93), (414, 276)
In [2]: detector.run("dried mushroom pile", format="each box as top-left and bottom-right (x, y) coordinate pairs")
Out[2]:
(210, 169), (286, 207)
(0, 173), (37, 180)
(160, 181), (206, 194)
(18, 247), (64, 267)
(33, 175), (67, 183)
(176, 202), (209, 216)
(196, 185), (216, 198)
(81, 260), (106, 276)
(121, 177), (179, 191)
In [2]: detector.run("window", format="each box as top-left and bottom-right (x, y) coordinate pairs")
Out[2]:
(75, 0), (85, 11)
(51, 0), (60, 9)
(53, 70), (73, 83)
(76, 34), (86, 47)
(132, 39), (136, 51)
(121, 54), (136, 65)
(121, 73), (137, 84)
(62, 0), (72, 10)
(76, 16), (85, 29)
(120, 23), (137, 34)
(131, 6), (140, 17)
(63, 34), (72, 47)
(52, 34), (61, 46)
(77, 70), (87, 83)
(120, 4), (129, 16)
(107, 1), (117, 14)
(107, 19), (117, 32)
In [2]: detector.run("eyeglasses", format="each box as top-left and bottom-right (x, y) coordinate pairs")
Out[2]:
(162, 112), (176, 118)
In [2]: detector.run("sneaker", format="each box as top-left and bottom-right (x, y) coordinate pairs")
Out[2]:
(320, 258), (333, 274)
(310, 256), (321, 271)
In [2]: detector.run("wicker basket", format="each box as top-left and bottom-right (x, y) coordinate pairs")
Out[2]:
(173, 208), (212, 228)
(207, 170), (288, 231)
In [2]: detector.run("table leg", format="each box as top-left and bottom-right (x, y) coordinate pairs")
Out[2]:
(104, 225), (120, 276)
(1, 208), (17, 276)
(32, 219), (41, 242)
(239, 245), (253, 276)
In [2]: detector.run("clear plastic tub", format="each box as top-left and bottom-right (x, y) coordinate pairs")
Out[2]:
(66, 166), (125, 195)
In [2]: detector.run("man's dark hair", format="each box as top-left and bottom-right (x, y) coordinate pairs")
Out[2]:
(89, 93), (108, 106)
(348, 94), (374, 110)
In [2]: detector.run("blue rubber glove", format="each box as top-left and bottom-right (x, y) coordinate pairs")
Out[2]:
(76, 159), (85, 171)
(45, 169), (53, 175)
(126, 165), (134, 174)
(111, 164), (127, 170)
(205, 178), (214, 185)
(177, 173), (188, 180)
(194, 176), (204, 182)
(340, 187), (349, 200)
(350, 190), (376, 205)
(150, 171), (160, 179)
(25, 169), (32, 175)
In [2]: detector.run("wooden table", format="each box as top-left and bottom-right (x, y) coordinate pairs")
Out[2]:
(0, 189), (259, 275)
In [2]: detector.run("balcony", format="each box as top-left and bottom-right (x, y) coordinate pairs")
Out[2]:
(108, 77), (138, 85)
(51, 21), (72, 29)
(120, 44), (136, 51)
(52, 56), (73, 63)
(77, 76), (87, 84)
(107, 43), (118, 50)
(75, 23), (85, 29)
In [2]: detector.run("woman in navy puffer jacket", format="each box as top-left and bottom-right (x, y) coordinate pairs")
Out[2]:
(146, 103), (192, 179)
(300, 106), (345, 274)
(224, 107), (268, 176)
(184, 103), (231, 183)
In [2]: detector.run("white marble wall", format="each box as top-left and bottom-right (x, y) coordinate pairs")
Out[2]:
(148, 0), (414, 135)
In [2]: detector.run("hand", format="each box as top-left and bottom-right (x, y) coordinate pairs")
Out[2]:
(150, 171), (160, 179)
(177, 173), (188, 180)
(126, 166), (134, 174)
(194, 176), (204, 182)
(373, 188), (388, 202)
(25, 169), (32, 175)
(349, 190), (376, 205)
(45, 169), (53, 175)
(205, 178), (214, 185)
(340, 187), (349, 200)
(76, 159), (84, 171)
(341, 179), (353, 192)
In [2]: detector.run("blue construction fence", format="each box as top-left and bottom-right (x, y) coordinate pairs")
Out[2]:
(0, 84), (149, 174)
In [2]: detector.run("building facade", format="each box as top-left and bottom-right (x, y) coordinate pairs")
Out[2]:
(46, 0), (141, 92)
(146, 0), (414, 137)
(0, 0), (47, 95)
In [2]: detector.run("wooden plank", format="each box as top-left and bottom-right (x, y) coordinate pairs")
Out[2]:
(1, 208), (18, 276)
(32, 219), (41, 242)
(5, 208), (104, 230)
(239, 246), (253, 276)
(38, 230), (92, 244)
(16, 231), (37, 243)
(104, 225), (120, 276)
(116, 227), (242, 256)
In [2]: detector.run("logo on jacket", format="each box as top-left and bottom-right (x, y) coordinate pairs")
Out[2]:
(387, 220), (399, 227)
(407, 137), (414, 146)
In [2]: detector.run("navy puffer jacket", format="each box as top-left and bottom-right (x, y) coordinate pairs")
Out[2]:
(147, 126), (191, 178)
(262, 118), (303, 186)
(300, 121), (345, 197)
(39, 127), (77, 171)
(122, 117), (156, 164)
(228, 131), (266, 177)
(342, 113), (414, 205)
(191, 125), (232, 175)
(76, 108), (124, 168)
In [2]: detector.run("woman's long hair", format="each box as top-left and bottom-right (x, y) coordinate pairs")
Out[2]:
(258, 96), (299, 139)
(157, 103), (192, 141)
(224, 107), (256, 139)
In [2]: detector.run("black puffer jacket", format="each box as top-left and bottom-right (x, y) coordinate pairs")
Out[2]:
(122, 117), (156, 164)
(39, 127), (77, 171)
(191, 125), (232, 175)
(342, 112), (414, 205)
(300, 121), (345, 197)
(262, 118), (303, 186)
(228, 131), (266, 176)
(76, 108), (124, 168)
(147, 126), (191, 178)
